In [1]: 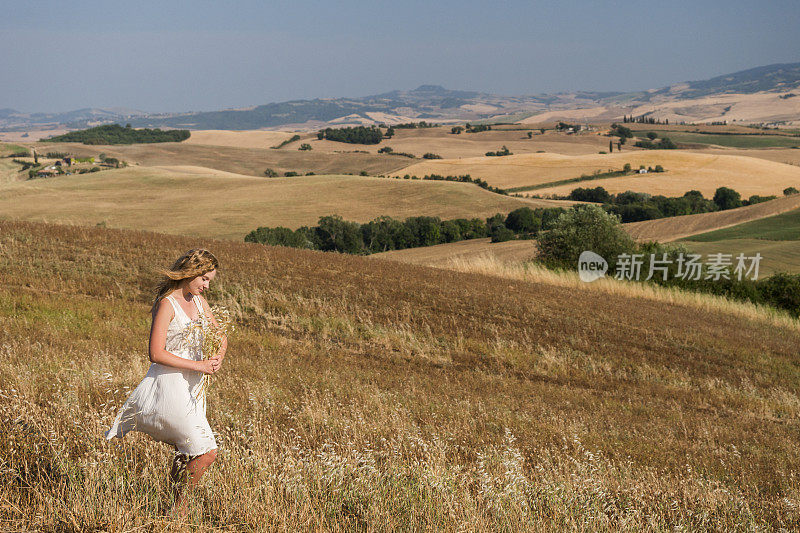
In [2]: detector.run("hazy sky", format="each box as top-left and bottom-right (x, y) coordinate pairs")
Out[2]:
(2, 0), (799, 113)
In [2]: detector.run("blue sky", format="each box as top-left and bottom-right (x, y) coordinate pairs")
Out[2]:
(2, 0), (798, 112)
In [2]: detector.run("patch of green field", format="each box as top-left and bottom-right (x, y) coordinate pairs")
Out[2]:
(683, 208), (800, 242)
(629, 130), (800, 148)
(680, 207), (800, 274)
(0, 142), (29, 156)
(682, 239), (800, 275)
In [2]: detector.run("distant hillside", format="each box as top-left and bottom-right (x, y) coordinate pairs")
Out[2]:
(653, 62), (800, 100)
(121, 85), (597, 130)
(5, 61), (800, 132)
(0, 107), (147, 131)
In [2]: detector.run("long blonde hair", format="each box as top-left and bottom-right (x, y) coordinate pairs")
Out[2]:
(151, 249), (220, 316)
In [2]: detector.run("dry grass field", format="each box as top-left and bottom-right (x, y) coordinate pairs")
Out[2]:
(0, 129), (70, 143)
(310, 127), (611, 159)
(2, 219), (800, 530)
(695, 147), (800, 167)
(0, 165), (564, 240)
(184, 130), (302, 149)
(395, 151), (800, 197)
(29, 141), (409, 178)
(25, 127), (610, 181)
(372, 237), (538, 266)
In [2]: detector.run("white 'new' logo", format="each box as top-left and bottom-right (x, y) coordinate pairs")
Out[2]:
(578, 251), (607, 282)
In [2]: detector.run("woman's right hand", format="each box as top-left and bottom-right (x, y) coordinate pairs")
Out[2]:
(196, 358), (221, 375)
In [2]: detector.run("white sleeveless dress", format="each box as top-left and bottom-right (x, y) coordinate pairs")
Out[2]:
(104, 294), (218, 457)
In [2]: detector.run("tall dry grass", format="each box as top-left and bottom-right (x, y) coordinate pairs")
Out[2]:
(1, 219), (800, 530)
(442, 253), (800, 330)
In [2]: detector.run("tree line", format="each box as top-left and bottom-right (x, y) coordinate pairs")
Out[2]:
(621, 115), (669, 124)
(634, 136), (677, 149)
(387, 173), (508, 195)
(244, 206), (568, 254)
(42, 124), (190, 145)
(317, 126), (384, 144)
(564, 185), (787, 223)
(390, 121), (437, 129)
(485, 145), (512, 157)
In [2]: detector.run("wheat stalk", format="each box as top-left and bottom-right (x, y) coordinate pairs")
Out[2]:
(182, 305), (235, 410)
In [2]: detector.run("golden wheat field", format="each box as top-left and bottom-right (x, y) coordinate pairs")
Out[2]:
(699, 147), (800, 167)
(394, 151), (800, 197)
(2, 219), (800, 530)
(309, 127), (611, 159)
(183, 130), (302, 150)
(0, 165), (568, 240)
(31, 140), (409, 178)
(372, 237), (538, 266)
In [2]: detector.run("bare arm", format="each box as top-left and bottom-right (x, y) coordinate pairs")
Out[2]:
(149, 298), (218, 374)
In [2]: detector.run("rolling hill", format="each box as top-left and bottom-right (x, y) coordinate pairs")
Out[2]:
(373, 236), (538, 266)
(0, 165), (568, 240)
(2, 218), (799, 529)
(6, 62), (800, 134)
(394, 151), (800, 197)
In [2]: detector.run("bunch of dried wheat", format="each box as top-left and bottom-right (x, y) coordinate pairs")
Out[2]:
(183, 305), (235, 409)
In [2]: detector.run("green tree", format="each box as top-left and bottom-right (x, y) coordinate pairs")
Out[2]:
(361, 216), (403, 253)
(646, 132), (657, 140)
(485, 213), (506, 232)
(682, 190), (716, 213)
(440, 220), (462, 242)
(610, 123), (633, 139)
(784, 186), (799, 196)
(505, 207), (541, 234)
(298, 143), (312, 151)
(490, 225), (515, 242)
(315, 215), (365, 253)
(713, 187), (743, 211)
(568, 186), (611, 203)
(404, 216), (443, 246)
(536, 205), (637, 270)
(264, 168), (278, 177)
